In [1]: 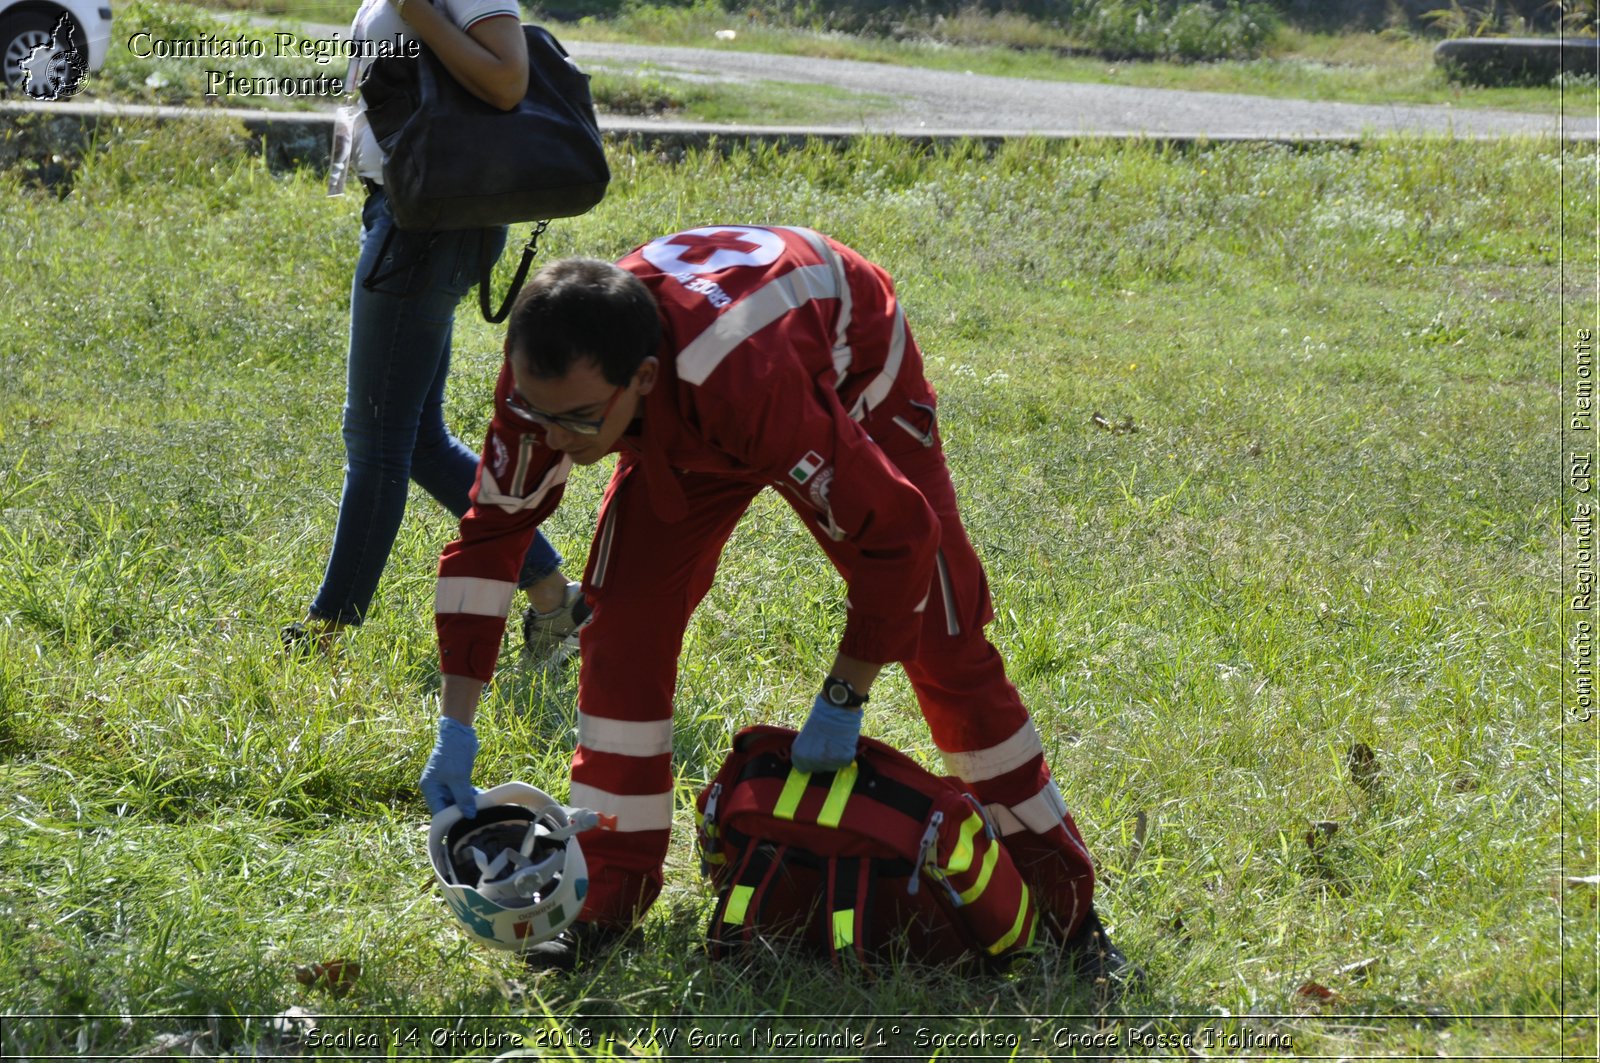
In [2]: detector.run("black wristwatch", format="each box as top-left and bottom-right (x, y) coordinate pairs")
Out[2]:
(820, 675), (868, 711)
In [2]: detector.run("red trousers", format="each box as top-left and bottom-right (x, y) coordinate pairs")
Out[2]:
(571, 414), (1096, 939)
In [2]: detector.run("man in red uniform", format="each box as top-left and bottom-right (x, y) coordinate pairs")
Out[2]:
(419, 225), (1127, 977)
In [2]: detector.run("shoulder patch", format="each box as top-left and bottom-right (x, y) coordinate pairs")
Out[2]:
(788, 451), (825, 486)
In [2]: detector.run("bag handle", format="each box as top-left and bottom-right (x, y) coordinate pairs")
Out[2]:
(479, 221), (550, 324)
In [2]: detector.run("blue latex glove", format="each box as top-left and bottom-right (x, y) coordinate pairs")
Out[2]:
(419, 717), (479, 817)
(791, 695), (862, 774)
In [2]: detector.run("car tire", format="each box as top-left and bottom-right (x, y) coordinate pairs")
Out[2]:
(1, 10), (88, 99)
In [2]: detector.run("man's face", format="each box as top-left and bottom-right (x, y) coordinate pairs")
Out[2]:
(508, 348), (656, 466)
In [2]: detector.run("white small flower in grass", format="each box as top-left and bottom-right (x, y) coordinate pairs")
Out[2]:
(145, 72), (169, 88)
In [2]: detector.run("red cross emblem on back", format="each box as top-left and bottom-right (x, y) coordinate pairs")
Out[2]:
(663, 229), (765, 264)
(640, 225), (787, 278)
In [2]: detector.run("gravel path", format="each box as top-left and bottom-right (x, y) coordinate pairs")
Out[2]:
(567, 40), (1574, 139)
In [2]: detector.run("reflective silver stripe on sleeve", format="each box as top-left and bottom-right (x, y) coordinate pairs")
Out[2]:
(850, 301), (907, 419)
(509, 436), (534, 497)
(567, 783), (674, 832)
(779, 226), (853, 381)
(676, 264), (839, 385)
(474, 454), (572, 515)
(591, 501), (619, 588)
(434, 576), (518, 617)
(940, 721), (1045, 783)
(576, 712), (674, 758)
(936, 549), (959, 636)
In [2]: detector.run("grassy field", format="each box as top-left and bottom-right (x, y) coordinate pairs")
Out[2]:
(104, 1), (1583, 120)
(0, 124), (1594, 1059)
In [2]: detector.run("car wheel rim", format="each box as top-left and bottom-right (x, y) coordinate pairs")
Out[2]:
(6, 29), (75, 95)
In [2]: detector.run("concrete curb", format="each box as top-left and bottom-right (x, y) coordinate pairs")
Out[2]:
(0, 98), (1583, 177)
(1435, 36), (1600, 86)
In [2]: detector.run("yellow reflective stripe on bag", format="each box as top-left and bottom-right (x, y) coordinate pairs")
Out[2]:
(945, 813), (986, 875)
(987, 884), (1032, 955)
(723, 884), (755, 925)
(818, 763), (859, 829)
(774, 769), (809, 821)
(957, 836), (1001, 905)
(832, 908), (855, 951)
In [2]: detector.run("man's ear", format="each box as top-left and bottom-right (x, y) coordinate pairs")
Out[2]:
(634, 356), (660, 396)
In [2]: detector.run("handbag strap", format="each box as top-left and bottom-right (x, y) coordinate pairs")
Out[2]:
(480, 221), (550, 323)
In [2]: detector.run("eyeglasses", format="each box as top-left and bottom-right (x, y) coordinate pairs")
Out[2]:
(509, 383), (626, 437)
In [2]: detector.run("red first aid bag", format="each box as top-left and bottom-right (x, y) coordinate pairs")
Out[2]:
(694, 725), (1038, 966)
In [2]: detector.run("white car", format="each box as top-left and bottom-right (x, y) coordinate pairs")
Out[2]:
(0, 0), (113, 99)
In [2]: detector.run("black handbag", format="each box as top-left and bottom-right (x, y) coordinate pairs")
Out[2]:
(359, 23), (610, 321)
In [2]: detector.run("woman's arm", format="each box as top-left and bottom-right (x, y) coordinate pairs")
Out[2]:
(393, 0), (528, 111)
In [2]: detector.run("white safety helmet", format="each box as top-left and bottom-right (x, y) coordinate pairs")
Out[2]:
(428, 782), (600, 951)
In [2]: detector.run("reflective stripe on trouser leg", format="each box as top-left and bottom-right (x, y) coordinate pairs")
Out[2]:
(881, 438), (1097, 938)
(573, 460), (760, 927)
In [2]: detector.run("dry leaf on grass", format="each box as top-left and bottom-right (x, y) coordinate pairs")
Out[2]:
(1295, 981), (1341, 1004)
(1304, 821), (1340, 852)
(1091, 411), (1137, 434)
(1127, 810), (1150, 871)
(1346, 742), (1381, 795)
(293, 959), (360, 998)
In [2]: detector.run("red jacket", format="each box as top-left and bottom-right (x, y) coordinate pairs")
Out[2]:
(436, 225), (941, 682)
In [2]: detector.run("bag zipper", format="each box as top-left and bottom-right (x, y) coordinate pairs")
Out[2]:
(703, 782), (722, 838)
(908, 810), (942, 896)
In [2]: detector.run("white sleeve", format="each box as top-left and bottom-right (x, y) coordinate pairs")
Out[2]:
(444, 0), (521, 31)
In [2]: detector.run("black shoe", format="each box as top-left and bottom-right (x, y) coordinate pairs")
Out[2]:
(281, 620), (341, 658)
(521, 922), (626, 973)
(1063, 907), (1142, 993)
(280, 622), (313, 657)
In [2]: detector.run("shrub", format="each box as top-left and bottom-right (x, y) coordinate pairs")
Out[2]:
(1078, 0), (1277, 61)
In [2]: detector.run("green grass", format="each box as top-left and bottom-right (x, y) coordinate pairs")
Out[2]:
(0, 124), (1594, 1058)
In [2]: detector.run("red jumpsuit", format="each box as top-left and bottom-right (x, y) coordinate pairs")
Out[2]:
(435, 225), (1095, 936)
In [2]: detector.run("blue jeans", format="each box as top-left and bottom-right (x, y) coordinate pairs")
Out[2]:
(310, 187), (561, 625)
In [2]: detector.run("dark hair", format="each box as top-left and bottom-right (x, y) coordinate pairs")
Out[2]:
(506, 258), (661, 386)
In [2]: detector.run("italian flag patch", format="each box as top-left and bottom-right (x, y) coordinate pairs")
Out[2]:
(788, 451), (825, 485)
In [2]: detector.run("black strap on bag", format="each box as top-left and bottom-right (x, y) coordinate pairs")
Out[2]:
(357, 17), (608, 322)
(479, 220), (547, 324)
(709, 842), (787, 959)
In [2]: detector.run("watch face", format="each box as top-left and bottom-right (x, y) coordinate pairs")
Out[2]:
(824, 678), (857, 707)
